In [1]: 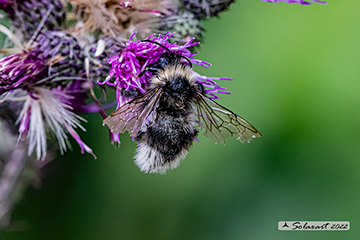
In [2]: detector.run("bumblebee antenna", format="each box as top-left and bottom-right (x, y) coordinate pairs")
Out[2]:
(181, 56), (193, 68)
(142, 39), (193, 68)
(142, 39), (171, 52)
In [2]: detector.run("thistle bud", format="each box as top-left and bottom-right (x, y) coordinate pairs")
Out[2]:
(181, 0), (234, 20)
(159, 10), (203, 45)
(1, 0), (65, 41)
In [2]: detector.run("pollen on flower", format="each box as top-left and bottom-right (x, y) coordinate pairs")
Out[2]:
(99, 32), (232, 107)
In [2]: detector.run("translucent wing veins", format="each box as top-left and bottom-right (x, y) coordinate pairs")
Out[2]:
(103, 87), (162, 137)
(195, 93), (262, 144)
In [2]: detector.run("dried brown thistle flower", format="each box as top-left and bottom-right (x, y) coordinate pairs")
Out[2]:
(67, 0), (175, 40)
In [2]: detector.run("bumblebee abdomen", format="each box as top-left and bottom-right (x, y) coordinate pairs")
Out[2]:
(147, 116), (197, 160)
(134, 114), (197, 174)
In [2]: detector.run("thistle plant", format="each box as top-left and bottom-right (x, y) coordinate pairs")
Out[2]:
(0, 28), (94, 229)
(0, 0), (327, 232)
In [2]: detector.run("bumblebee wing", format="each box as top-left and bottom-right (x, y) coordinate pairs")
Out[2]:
(103, 87), (162, 137)
(195, 93), (262, 144)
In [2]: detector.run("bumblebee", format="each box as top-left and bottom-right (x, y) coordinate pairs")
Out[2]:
(104, 41), (261, 174)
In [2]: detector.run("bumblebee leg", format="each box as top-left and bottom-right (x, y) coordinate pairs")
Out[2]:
(194, 129), (199, 137)
(120, 88), (139, 98)
(197, 82), (206, 95)
(136, 131), (144, 140)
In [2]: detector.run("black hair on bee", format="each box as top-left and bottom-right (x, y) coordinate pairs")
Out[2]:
(104, 41), (262, 174)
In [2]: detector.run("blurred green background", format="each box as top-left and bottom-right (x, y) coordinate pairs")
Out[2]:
(3, 0), (360, 239)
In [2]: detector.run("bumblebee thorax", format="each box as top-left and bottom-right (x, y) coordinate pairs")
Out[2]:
(151, 65), (196, 87)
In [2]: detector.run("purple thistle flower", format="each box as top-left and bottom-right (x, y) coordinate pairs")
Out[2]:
(99, 32), (232, 108)
(0, 51), (47, 95)
(261, 0), (327, 5)
(0, 30), (95, 160)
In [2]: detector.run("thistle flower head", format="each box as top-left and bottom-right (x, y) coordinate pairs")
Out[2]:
(261, 0), (327, 5)
(182, 0), (234, 19)
(0, 31), (85, 94)
(99, 32), (231, 107)
(0, 52), (47, 95)
(35, 31), (86, 78)
(68, 0), (174, 39)
(159, 10), (203, 45)
(0, 0), (65, 41)
(0, 30), (95, 160)
(16, 87), (94, 159)
(87, 36), (125, 82)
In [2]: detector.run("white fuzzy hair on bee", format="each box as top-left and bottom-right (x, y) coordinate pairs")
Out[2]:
(135, 142), (188, 174)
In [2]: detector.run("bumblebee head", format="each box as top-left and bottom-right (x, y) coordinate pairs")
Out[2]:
(165, 75), (191, 94)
